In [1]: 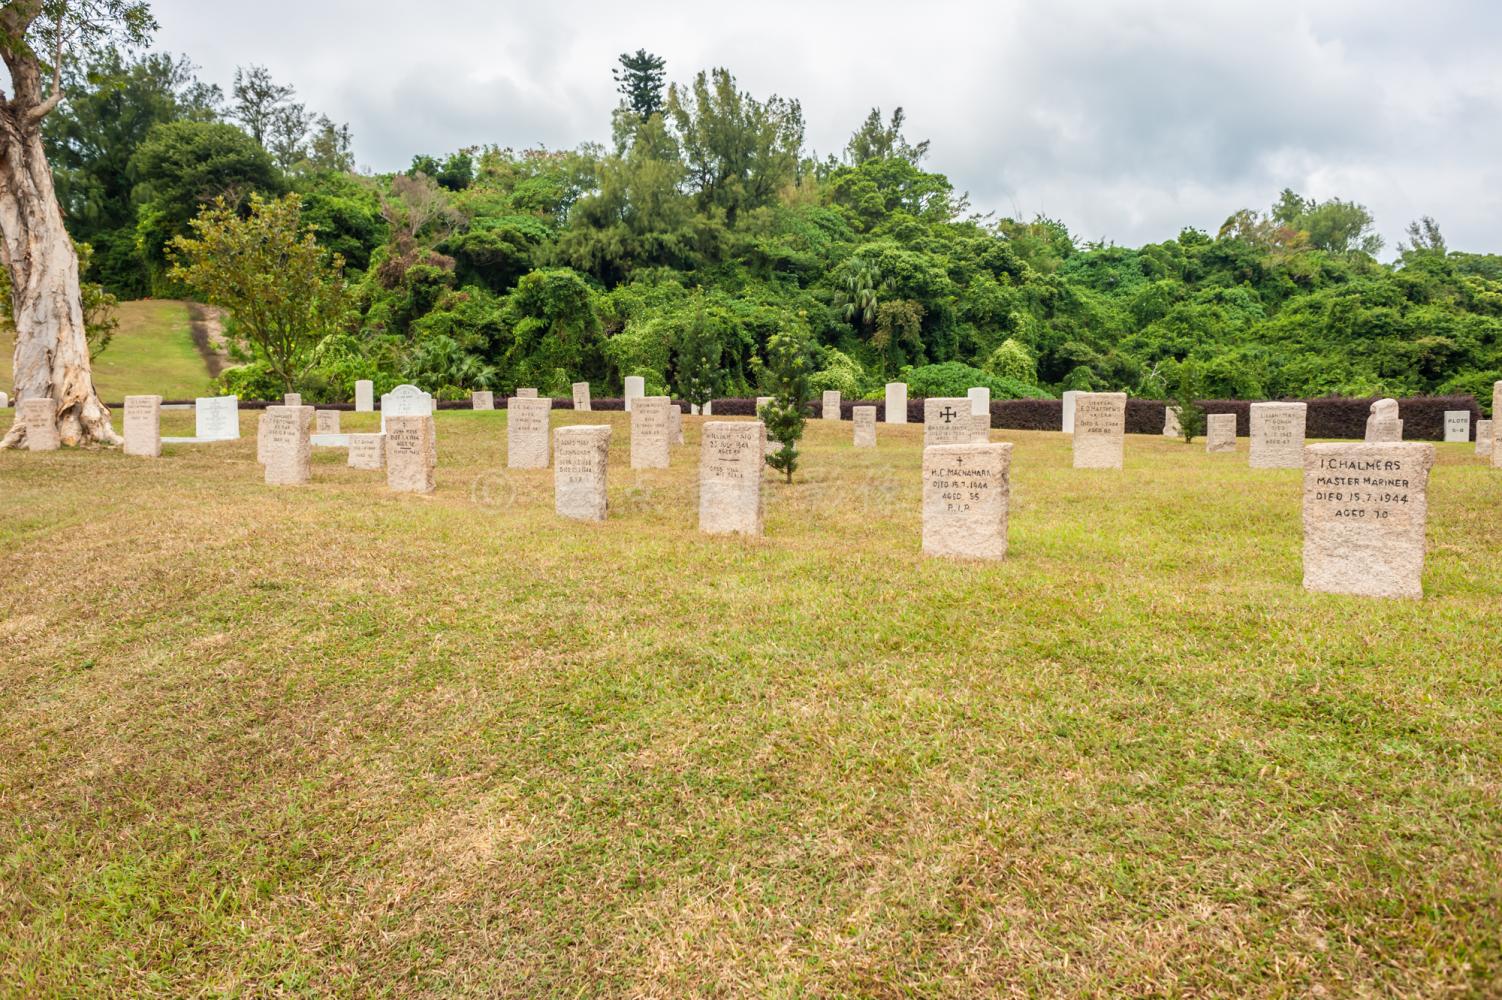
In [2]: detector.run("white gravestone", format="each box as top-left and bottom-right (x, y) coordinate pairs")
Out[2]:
(348, 433), (385, 470)
(1061, 390), (1082, 433)
(572, 382), (591, 411)
(670, 403), (684, 445)
(853, 406), (877, 448)
(923, 397), (974, 447)
(1249, 402), (1307, 469)
(702, 400), (712, 416)
(884, 382), (907, 424)
(515, 387), (538, 399)
(19, 397), (60, 451)
(123, 395), (162, 458)
(822, 390), (841, 420)
(699, 421), (765, 536)
(1163, 405), (1182, 438)
(1206, 413), (1238, 452)
(262, 406), (311, 486)
(380, 385), (435, 459)
(0, 391), (9, 408)
(1072, 392), (1127, 469)
(554, 425), (612, 522)
(1303, 442), (1435, 599)
(472, 391), (495, 410)
(1443, 410), (1470, 443)
(507, 396), (552, 468)
(283, 392), (302, 408)
(195, 395), (240, 441)
(355, 380), (374, 412)
(1365, 398), (1401, 443)
(922, 442), (1013, 561)
(1476, 418), (1493, 457)
(315, 410), (340, 435)
(385, 415), (436, 494)
(970, 387), (991, 442)
(1493, 382), (1502, 468)
(630, 396), (672, 469)
(623, 376), (645, 412)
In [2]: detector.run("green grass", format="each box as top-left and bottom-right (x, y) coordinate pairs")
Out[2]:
(1, 413), (1499, 997)
(1, 299), (211, 401)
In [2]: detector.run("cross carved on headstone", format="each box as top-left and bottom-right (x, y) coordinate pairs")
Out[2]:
(939, 406), (958, 423)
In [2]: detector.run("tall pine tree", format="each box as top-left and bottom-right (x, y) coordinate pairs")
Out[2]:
(613, 49), (666, 118)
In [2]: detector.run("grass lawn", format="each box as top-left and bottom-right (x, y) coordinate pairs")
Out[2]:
(1, 412), (1499, 996)
(1, 300), (211, 402)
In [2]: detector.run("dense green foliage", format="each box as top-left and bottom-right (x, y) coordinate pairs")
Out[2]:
(51, 48), (1502, 404)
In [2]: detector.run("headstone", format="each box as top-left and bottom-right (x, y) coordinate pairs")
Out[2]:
(19, 397), (60, 451)
(702, 400), (712, 416)
(699, 421), (765, 536)
(1444, 410), (1470, 443)
(755, 395), (772, 412)
(262, 405), (311, 486)
(1476, 419), (1493, 457)
(971, 388), (992, 442)
(572, 381), (591, 411)
(853, 406), (877, 448)
(623, 376), (645, 412)
(315, 410), (341, 435)
(822, 390), (841, 420)
(884, 382), (908, 423)
(385, 415), (436, 494)
(1061, 390), (1082, 433)
(1249, 402), (1307, 469)
(283, 392), (302, 408)
(972, 413), (991, 443)
(515, 387), (538, 399)
(507, 396), (552, 468)
(1303, 442), (1435, 599)
(1163, 405), (1182, 438)
(195, 395), (240, 441)
(755, 397), (778, 455)
(1493, 382), (1502, 468)
(554, 425), (612, 522)
(1206, 413), (1238, 452)
(670, 404), (684, 445)
(348, 433), (385, 470)
(122, 395), (162, 458)
(923, 397), (974, 447)
(472, 391), (495, 410)
(922, 442), (1013, 561)
(1071, 392), (1127, 469)
(690, 404), (700, 415)
(0, 391), (9, 408)
(380, 385), (436, 458)
(355, 380), (374, 412)
(1365, 398), (1401, 443)
(630, 395), (671, 469)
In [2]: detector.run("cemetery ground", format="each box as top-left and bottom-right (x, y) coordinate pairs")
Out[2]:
(2, 411), (1500, 997)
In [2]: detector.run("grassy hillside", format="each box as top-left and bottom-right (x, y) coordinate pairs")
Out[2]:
(1, 414), (1499, 995)
(1, 299), (212, 402)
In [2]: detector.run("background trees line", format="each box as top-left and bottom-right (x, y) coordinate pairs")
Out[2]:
(53, 47), (1502, 408)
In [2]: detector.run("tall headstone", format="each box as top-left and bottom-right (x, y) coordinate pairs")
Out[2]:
(1163, 405), (1182, 438)
(1249, 402), (1307, 469)
(572, 381), (591, 411)
(515, 387), (538, 399)
(554, 425), (612, 522)
(1476, 418), (1493, 457)
(1303, 442), (1435, 599)
(923, 397), (974, 447)
(1443, 410), (1470, 443)
(472, 390), (495, 410)
(884, 382), (908, 423)
(1493, 382), (1502, 467)
(283, 392), (302, 408)
(702, 400), (712, 416)
(1206, 413), (1238, 452)
(355, 379), (374, 412)
(1072, 392), (1127, 469)
(922, 442), (1013, 561)
(623, 376), (645, 412)
(507, 396), (552, 468)
(315, 410), (341, 435)
(822, 390), (841, 420)
(853, 406), (877, 448)
(262, 405), (311, 486)
(1365, 398), (1401, 443)
(970, 388), (991, 442)
(348, 433), (385, 470)
(1061, 390), (1082, 433)
(699, 421), (765, 536)
(380, 385), (435, 458)
(195, 395), (240, 441)
(123, 394), (162, 458)
(385, 415), (436, 494)
(630, 395), (671, 469)
(670, 403), (684, 445)
(19, 397), (59, 451)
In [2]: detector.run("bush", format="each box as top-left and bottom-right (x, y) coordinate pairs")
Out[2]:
(902, 361), (1049, 400)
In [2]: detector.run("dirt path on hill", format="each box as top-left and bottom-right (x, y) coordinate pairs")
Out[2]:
(187, 302), (230, 378)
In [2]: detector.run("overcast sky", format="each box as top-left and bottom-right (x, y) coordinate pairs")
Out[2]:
(148, 0), (1502, 256)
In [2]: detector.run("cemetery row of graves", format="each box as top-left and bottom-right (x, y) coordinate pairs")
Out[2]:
(10, 378), (1498, 604)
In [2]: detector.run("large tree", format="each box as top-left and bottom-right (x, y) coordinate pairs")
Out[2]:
(0, 0), (153, 448)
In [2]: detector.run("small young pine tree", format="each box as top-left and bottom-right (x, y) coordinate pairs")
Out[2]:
(1171, 359), (1207, 443)
(672, 294), (723, 411)
(758, 327), (813, 483)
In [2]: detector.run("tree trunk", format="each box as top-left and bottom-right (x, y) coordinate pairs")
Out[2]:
(0, 45), (118, 448)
